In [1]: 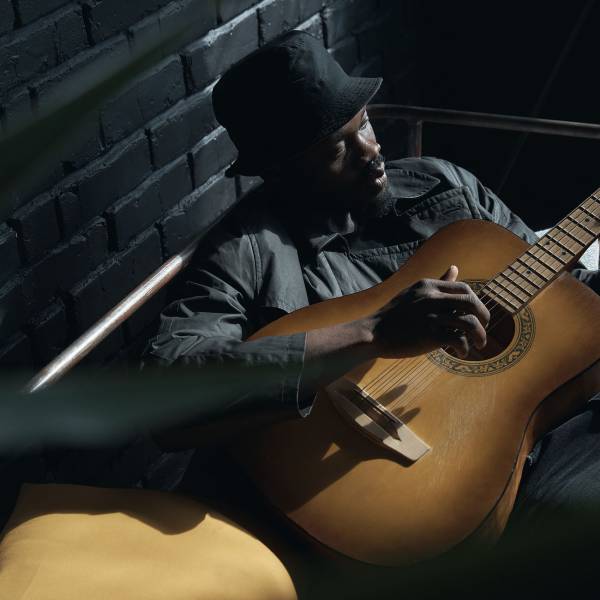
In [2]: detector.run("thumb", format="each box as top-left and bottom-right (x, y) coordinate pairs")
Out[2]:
(441, 264), (458, 282)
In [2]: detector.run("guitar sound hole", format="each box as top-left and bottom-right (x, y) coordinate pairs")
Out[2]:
(446, 302), (515, 362)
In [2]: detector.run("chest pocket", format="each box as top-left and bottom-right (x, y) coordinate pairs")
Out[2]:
(396, 186), (481, 240)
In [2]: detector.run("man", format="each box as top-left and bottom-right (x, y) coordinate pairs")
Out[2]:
(145, 31), (600, 534)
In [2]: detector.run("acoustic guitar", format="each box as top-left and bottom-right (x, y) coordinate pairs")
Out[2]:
(233, 191), (600, 566)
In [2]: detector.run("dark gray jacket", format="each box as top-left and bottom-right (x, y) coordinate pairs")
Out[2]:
(144, 156), (599, 418)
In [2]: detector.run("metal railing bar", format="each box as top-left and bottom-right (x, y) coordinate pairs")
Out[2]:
(25, 239), (199, 393)
(368, 105), (600, 140)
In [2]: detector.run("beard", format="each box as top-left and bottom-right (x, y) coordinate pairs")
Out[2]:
(349, 153), (395, 221)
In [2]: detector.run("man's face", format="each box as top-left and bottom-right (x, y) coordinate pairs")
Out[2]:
(282, 106), (387, 214)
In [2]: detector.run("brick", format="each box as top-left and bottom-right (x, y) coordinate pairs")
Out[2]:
(157, 155), (192, 211)
(68, 269), (105, 330)
(69, 226), (162, 327)
(217, 0), (259, 22)
(0, 1), (15, 35)
(84, 217), (109, 269)
(128, 56), (187, 124)
(15, 0), (69, 24)
(61, 112), (104, 172)
(23, 233), (90, 313)
(28, 300), (68, 364)
(100, 55), (185, 146)
(56, 189), (80, 237)
(1, 87), (31, 135)
(11, 161), (64, 212)
(31, 34), (129, 108)
(146, 86), (217, 169)
(322, 0), (379, 47)
(296, 13), (324, 41)
(329, 35), (359, 73)
(0, 225), (21, 285)
(154, 0), (217, 48)
(8, 192), (61, 263)
(0, 276), (28, 338)
(106, 177), (160, 250)
(159, 172), (236, 256)
(55, 3), (89, 62)
(0, 331), (32, 367)
(183, 9), (258, 91)
(0, 17), (57, 101)
(128, 0), (216, 57)
(258, 0), (301, 45)
(190, 127), (236, 187)
(298, 0), (324, 21)
(237, 174), (263, 198)
(75, 131), (152, 226)
(106, 155), (192, 249)
(82, 0), (174, 44)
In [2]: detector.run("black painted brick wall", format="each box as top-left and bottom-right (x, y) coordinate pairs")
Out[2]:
(0, 0), (419, 369)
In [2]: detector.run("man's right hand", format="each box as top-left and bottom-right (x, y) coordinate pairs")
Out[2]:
(303, 265), (490, 395)
(360, 265), (490, 360)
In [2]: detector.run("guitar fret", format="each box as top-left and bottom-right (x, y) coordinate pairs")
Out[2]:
(537, 245), (568, 265)
(479, 284), (513, 308)
(485, 283), (521, 311)
(554, 225), (586, 247)
(494, 201), (593, 311)
(546, 232), (579, 254)
(495, 274), (528, 303)
(500, 270), (534, 295)
(525, 250), (560, 275)
(566, 214), (596, 237)
(581, 205), (599, 220)
(506, 264), (541, 291)
(516, 257), (550, 282)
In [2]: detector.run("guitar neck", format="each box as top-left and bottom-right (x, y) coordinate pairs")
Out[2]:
(481, 191), (600, 314)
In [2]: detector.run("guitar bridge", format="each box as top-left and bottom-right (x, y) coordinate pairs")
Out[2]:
(327, 378), (430, 462)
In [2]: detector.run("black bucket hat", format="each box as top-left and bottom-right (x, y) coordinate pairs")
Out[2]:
(212, 30), (382, 177)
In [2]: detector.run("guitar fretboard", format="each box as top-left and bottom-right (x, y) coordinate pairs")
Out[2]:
(482, 191), (600, 313)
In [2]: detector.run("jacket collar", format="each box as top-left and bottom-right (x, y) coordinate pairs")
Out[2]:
(272, 164), (441, 254)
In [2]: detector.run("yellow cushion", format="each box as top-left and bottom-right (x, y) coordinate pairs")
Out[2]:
(0, 483), (296, 600)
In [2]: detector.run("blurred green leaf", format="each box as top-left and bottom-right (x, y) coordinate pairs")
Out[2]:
(0, 361), (302, 453)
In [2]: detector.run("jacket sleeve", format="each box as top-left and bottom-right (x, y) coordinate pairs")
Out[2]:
(142, 218), (309, 420)
(445, 160), (600, 295)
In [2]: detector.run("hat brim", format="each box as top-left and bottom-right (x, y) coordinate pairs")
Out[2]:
(225, 76), (383, 178)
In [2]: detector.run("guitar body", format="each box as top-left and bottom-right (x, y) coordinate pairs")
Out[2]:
(232, 220), (600, 566)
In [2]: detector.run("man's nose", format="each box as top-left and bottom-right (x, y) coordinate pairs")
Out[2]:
(354, 136), (381, 169)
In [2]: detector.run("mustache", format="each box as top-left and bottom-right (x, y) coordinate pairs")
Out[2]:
(365, 153), (386, 173)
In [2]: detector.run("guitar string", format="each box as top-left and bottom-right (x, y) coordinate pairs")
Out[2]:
(375, 202), (600, 412)
(377, 204), (600, 411)
(361, 199), (600, 410)
(361, 198), (600, 399)
(365, 197), (600, 400)
(359, 203), (596, 398)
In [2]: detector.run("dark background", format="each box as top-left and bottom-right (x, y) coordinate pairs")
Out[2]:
(417, 0), (599, 229)
(0, 0), (598, 368)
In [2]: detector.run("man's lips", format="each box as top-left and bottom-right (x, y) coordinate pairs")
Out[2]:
(366, 165), (386, 179)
